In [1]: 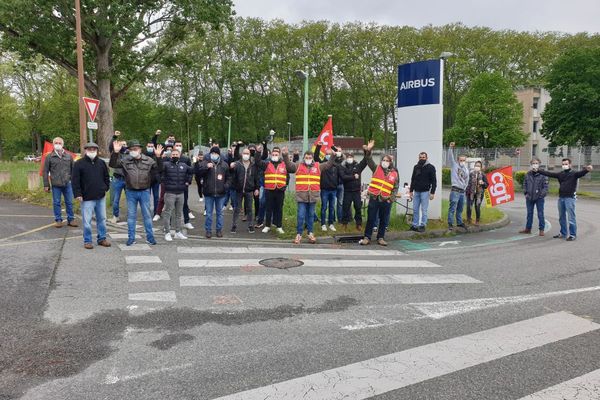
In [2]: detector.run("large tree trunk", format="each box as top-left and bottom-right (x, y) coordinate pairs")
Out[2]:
(95, 47), (114, 156)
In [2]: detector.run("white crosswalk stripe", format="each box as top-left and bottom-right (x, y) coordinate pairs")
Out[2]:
(128, 271), (170, 282)
(212, 312), (600, 400)
(178, 246), (404, 256)
(516, 368), (600, 399)
(178, 259), (441, 268)
(125, 255), (162, 264)
(118, 243), (151, 251)
(128, 291), (176, 302)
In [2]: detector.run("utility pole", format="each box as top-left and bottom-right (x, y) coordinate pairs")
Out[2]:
(75, 0), (86, 152)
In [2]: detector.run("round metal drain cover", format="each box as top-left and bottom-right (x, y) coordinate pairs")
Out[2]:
(259, 257), (304, 269)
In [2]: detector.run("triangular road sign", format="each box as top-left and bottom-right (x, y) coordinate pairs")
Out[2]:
(82, 97), (100, 122)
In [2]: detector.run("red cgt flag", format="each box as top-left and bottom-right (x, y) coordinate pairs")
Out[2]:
(311, 115), (333, 159)
(484, 166), (515, 207)
(39, 141), (79, 176)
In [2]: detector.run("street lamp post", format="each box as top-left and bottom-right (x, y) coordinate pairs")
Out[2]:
(225, 116), (232, 149)
(197, 124), (201, 149)
(295, 69), (309, 152)
(287, 122), (291, 143)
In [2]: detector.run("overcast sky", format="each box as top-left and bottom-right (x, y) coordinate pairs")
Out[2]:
(233, 0), (600, 34)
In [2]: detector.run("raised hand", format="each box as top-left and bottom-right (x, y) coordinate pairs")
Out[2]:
(449, 142), (456, 148)
(367, 140), (375, 151)
(154, 144), (163, 157)
(587, 165), (594, 171)
(112, 140), (123, 153)
(207, 162), (214, 169)
(230, 162), (236, 169)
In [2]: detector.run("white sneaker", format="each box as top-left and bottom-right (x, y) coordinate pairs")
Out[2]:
(109, 216), (118, 224)
(152, 215), (161, 222)
(276, 227), (285, 234)
(262, 226), (270, 233)
(164, 232), (173, 242)
(188, 212), (195, 219)
(321, 224), (327, 232)
(329, 224), (337, 232)
(228, 206), (234, 211)
(184, 222), (194, 230)
(175, 231), (188, 240)
(203, 210), (207, 216)
(199, 197), (204, 202)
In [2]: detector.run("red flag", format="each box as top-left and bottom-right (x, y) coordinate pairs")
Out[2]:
(484, 166), (515, 207)
(311, 116), (333, 159)
(39, 141), (80, 176)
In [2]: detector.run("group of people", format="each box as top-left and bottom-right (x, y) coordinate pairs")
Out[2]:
(42, 131), (593, 249)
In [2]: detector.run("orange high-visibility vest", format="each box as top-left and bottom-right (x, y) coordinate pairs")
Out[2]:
(295, 162), (321, 192)
(264, 162), (287, 190)
(368, 166), (398, 199)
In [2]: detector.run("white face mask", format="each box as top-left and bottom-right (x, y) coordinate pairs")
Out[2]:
(346, 158), (354, 164)
(562, 164), (570, 170)
(54, 144), (63, 151)
(174, 146), (182, 152)
(271, 155), (279, 163)
(531, 163), (539, 170)
(129, 150), (140, 158)
(87, 151), (97, 159)
(459, 161), (466, 167)
(381, 161), (390, 169)
(242, 154), (250, 161)
(474, 166), (481, 172)
(335, 151), (342, 157)
(304, 158), (313, 165)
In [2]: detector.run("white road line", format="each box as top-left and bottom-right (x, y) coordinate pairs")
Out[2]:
(105, 362), (194, 385)
(211, 312), (600, 400)
(179, 274), (481, 287)
(128, 291), (176, 302)
(109, 233), (129, 239)
(128, 271), (170, 282)
(125, 255), (162, 264)
(410, 285), (600, 319)
(178, 259), (440, 268)
(516, 368), (600, 399)
(177, 246), (403, 256)
(118, 243), (151, 251)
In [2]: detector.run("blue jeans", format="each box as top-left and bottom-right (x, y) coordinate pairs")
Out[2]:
(126, 189), (155, 242)
(51, 182), (74, 222)
(204, 195), (226, 232)
(364, 199), (392, 240)
(81, 196), (107, 244)
(297, 202), (317, 235)
(412, 191), (430, 227)
(111, 176), (126, 218)
(257, 186), (267, 224)
(150, 182), (160, 214)
(558, 197), (576, 237)
(320, 189), (337, 225)
(336, 184), (344, 222)
(525, 197), (545, 231)
(448, 190), (465, 226)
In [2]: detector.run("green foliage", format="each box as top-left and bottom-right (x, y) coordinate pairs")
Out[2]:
(445, 72), (527, 148)
(514, 170), (527, 186)
(442, 168), (451, 185)
(542, 46), (600, 147)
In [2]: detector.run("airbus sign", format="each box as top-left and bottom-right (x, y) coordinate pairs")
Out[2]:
(397, 60), (441, 108)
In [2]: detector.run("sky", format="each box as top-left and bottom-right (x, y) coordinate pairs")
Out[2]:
(233, 0), (600, 34)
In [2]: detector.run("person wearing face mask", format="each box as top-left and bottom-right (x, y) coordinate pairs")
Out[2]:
(194, 146), (232, 238)
(173, 141), (195, 229)
(159, 148), (192, 241)
(255, 146), (296, 234)
(314, 145), (343, 232)
(144, 141), (162, 218)
(43, 136), (77, 228)
(72, 142), (110, 249)
(339, 140), (375, 231)
(108, 130), (128, 224)
(152, 143), (174, 222)
(519, 157), (549, 236)
(359, 154), (399, 246)
(538, 158), (593, 241)
(110, 139), (160, 246)
(409, 151), (437, 232)
(446, 142), (470, 230)
(293, 149), (337, 244)
(229, 147), (260, 234)
(465, 160), (488, 225)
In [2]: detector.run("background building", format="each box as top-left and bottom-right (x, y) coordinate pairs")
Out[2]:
(515, 87), (551, 162)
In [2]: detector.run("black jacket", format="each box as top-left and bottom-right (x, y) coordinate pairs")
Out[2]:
(195, 159), (231, 197)
(314, 144), (342, 190)
(539, 168), (589, 198)
(231, 159), (260, 192)
(160, 159), (193, 194)
(523, 171), (549, 201)
(340, 156), (369, 192)
(72, 155), (110, 201)
(409, 162), (437, 194)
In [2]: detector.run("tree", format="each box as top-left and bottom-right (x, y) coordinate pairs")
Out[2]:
(445, 72), (526, 148)
(541, 46), (600, 157)
(0, 0), (233, 153)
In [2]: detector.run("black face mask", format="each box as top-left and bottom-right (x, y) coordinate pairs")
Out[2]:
(249, 149), (256, 156)
(171, 157), (179, 163)
(418, 159), (426, 165)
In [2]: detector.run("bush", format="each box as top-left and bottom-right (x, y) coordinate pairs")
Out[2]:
(442, 168), (451, 185)
(514, 170), (526, 186)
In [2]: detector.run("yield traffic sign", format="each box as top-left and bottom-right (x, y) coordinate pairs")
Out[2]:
(82, 97), (100, 122)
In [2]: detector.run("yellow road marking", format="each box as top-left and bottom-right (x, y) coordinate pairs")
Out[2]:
(0, 214), (54, 218)
(0, 235), (79, 248)
(0, 222), (58, 242)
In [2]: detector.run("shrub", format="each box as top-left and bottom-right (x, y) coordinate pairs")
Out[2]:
(442, 168), (451, 185)
(514, 170), (526, 186)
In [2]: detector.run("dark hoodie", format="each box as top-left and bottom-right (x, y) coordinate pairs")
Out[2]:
(409, 160), (437, 194)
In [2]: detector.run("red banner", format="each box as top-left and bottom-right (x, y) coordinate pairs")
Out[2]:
(311, 116), (333, 159)
(484, 166), (515, 207)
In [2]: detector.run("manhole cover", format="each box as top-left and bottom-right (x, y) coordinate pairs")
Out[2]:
(259, 257), (304, 269)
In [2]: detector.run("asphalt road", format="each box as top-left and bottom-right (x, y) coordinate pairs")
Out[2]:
(1, 192), (600, 400)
